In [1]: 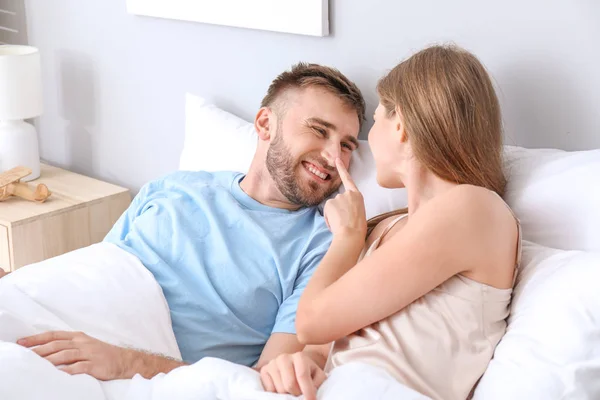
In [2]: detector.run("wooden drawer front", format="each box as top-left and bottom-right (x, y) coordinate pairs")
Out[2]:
(11, 207), (91, 269)
(9, 193), (130, 270)
(0, 225), (11, 272)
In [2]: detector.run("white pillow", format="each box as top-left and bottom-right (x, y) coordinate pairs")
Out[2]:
(474, 241), (600, 399)
(181, 93), (600, 252)
(180, 94), (258, 174)
(181, 93), (408, 219)
(503, 145), (600, 252)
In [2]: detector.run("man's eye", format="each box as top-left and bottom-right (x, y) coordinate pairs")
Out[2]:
(314, 127), (326, 136)
(342, 143), (353, 151)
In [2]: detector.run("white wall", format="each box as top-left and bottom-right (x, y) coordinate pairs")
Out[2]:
(24, 0), (600, 192)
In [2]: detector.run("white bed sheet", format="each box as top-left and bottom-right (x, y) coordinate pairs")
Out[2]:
(0, 243), (426, 400)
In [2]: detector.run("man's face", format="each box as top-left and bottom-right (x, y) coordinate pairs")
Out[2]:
(266, 87), (361, 207)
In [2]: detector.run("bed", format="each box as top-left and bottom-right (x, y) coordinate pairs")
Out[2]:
(0, 94), (599, 399)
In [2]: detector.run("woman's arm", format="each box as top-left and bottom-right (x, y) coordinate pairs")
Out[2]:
(297, 182), (517, 345)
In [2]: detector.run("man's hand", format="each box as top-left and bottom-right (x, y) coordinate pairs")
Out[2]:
(0, 269), (9, 279)
(18, 331), (185, 380)
(260, 352), (327, 400)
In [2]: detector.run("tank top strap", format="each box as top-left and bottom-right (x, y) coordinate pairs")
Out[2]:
(380, 213), (409, 238)
(489, 191), (523, 276)
(361, 213), (409, 259)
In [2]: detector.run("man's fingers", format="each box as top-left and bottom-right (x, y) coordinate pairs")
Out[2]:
(18, 331), (76, 347)
(313, 366), (327, 389)
(295, 360), (317, 400)
(278, 356), (301, 396)
(31, 340), (74, 357)
(269, 364), (286, 394)
(59, 361), (93, 377)
(335, 158), (358, 192)
(45, 349), (85, 366)
(260, 368), (276, 393)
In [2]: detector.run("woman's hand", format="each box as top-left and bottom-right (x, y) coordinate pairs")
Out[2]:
(260, 352), (327, 400)
(324, 158), (367, 239)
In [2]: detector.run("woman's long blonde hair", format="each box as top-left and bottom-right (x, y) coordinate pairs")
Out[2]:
(367, 44), (506, 236)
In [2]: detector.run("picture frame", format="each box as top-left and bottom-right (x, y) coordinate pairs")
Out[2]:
(126, 0), (329, 37)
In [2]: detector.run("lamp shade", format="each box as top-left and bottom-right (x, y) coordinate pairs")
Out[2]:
(0, 45), (43, 120)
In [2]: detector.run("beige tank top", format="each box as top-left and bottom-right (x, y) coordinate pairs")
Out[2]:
(325, 200), (522, 400)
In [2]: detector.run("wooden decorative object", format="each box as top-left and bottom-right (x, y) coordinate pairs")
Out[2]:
(0, 166), (52, 203)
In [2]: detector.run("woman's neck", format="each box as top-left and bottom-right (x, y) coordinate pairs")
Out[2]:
(402, 162), (458, 215)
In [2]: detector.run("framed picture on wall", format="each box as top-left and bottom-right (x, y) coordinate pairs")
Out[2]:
(126, 0), (329, 37)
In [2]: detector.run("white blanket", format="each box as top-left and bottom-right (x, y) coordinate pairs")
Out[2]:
(0, 243), (427, 400)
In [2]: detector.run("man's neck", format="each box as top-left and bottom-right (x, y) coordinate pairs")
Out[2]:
(240, 167), (302, 211)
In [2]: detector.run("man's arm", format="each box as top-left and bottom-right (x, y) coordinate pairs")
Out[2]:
(254, 225), (332, 370)
(254, 333), (305, 370)
(18, 331), (186, 380)
(119, 348), (186, 379)
(255, 334), (330, 371)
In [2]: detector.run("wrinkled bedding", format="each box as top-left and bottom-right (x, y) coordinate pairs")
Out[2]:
(0, 243), (427, 400)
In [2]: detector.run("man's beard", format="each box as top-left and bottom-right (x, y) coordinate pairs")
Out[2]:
(266, 133), (338, 207)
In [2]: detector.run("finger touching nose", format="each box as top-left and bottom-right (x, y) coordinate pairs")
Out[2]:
(323, 144), (341, 166)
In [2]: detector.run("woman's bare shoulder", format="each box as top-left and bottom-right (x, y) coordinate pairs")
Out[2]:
(436, 185), (520, 288)
(373, 185), (519, 289)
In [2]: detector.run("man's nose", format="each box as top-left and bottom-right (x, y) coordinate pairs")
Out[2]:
(322, 143), (341, 167)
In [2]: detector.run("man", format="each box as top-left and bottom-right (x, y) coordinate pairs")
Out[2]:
(15, 62), (365, 380)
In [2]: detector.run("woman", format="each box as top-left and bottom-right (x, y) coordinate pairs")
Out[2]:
(260, 44), (521, 400)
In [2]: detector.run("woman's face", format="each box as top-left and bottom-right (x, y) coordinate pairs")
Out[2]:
(368, 103), (406, 188)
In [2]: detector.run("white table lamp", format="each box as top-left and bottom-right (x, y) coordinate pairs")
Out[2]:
(0, 45), (44, 181)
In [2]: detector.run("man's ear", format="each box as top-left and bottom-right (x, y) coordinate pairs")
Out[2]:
(254, 107), (273, 141)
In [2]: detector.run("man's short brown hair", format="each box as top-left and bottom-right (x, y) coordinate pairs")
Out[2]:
(261, 62), (366, 131)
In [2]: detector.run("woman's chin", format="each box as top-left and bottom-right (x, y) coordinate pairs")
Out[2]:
(376, 173), (405, 189)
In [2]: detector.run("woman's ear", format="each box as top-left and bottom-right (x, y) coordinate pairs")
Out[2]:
(394, 110), (408, 143)
(254, 107), (272, 141)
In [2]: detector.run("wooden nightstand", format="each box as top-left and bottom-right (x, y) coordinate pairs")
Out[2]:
(0, 163), (131, 272)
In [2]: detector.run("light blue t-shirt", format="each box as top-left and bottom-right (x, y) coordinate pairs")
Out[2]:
(104, 171), (331, 366)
